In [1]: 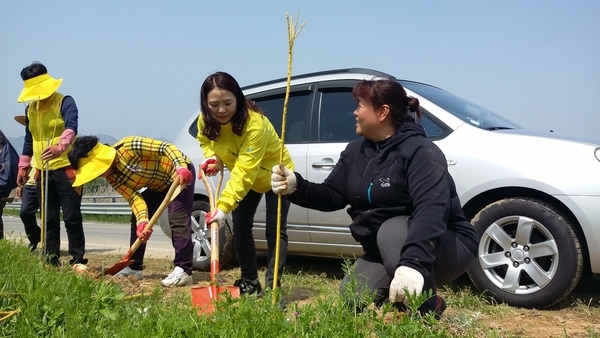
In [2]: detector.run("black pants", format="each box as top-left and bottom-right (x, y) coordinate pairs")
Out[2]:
(340, 216), (475, 306)
(232, 189), (290, 288)
(36, 167), (86, 265)
(20, 184), (40, 245)
(0, 200), (5, 240)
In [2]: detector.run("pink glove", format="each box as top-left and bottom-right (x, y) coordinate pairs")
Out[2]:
(41, 145), (62, 161)
(176, 167), (193, 186)
(136, 221), (153, 243)
(205, 209), (226, 229)
(199, 156), (220, 177)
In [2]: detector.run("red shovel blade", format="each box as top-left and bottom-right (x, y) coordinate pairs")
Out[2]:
(102, 259), (135, 276)
(191, 285), (241, 315)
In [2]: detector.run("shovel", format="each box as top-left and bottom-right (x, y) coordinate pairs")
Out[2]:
(190, 170), (240, 314)
(40, 138), (51, 256)
(102, 179), (182, 276)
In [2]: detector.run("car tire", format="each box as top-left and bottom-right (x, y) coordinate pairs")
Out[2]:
(467, 197), (583, 309)
(161, 199), (236, 271)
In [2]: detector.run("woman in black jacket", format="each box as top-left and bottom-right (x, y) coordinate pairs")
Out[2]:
(271, 79), (479, 317)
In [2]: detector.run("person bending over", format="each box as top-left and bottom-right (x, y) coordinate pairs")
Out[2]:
(69, 135), (195, 287)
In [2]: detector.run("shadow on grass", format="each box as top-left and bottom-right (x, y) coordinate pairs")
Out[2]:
(257, 254), (346, 280)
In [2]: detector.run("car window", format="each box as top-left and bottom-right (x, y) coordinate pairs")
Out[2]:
(188, 90), (312, 143)
(420, 108), (449, 140)
(318, 89), (360, 143)
(251, 91), (311, 143)
(187, 117), (199, 139)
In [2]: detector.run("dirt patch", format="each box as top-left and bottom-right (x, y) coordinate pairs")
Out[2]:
(77, 253), (600, 337)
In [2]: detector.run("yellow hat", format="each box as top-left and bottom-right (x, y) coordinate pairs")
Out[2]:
(72, 142), (117, 187)
(14, 115), (26, 126)
(17, 73), (63, 102)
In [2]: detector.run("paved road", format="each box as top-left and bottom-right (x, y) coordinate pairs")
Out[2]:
(2, 215), (174, 259)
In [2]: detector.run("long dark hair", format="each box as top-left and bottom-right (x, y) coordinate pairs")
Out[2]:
(199, 72), (262, 141)
(352, 79), (421, 129)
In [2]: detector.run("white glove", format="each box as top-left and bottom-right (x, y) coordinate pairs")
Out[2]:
(271, 164), (297, 195)
(205, 209), (226, 228)
(389, 266), (424, 306)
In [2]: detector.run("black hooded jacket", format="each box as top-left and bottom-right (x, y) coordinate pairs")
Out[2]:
(288, 122), (479, 277)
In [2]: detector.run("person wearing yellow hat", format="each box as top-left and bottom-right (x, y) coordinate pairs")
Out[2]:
(13, 115), (41, 251)
(16, 62), (86, 267)
(69, 135), (196, 287)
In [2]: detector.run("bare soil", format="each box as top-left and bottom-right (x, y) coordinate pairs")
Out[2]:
(78, 252), (600, 338)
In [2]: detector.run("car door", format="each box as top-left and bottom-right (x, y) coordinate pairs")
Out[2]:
(247, 84), (313, 244)
(305, 81), (362, 252)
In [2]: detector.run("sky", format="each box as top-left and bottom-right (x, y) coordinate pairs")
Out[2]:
(1, 1), (599, 144)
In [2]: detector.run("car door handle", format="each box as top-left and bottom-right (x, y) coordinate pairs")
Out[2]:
(311, 161), (336, 169)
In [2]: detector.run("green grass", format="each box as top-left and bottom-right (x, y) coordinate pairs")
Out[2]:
(1, 241), (457, 337)
(3, 239), (598, 337)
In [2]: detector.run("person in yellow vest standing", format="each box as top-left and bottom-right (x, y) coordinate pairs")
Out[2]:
(16, 62), (87, 268)
(14, 115), (41, 252)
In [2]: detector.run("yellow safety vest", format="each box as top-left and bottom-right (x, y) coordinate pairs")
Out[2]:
(26, 92), (72, 170)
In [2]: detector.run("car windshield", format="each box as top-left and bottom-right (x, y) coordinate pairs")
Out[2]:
(401, 81), (522, 131)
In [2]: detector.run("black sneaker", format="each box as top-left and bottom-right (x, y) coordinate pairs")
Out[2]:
(417, 295), (447, 319)
(234, 277), (263, 296)
(28, 242), (38, 252)
(47, 255), (61, 267)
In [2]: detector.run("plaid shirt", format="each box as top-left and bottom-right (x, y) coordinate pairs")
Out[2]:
(106, 136), (191, 223)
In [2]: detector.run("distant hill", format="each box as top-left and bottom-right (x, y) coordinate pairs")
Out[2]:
(6, 134), (119, 154)
(7, 136), (24, 154)
(97, 134), (118, 145)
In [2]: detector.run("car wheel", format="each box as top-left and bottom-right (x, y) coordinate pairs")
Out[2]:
(467, 197), (583, 308)
(189, 200), (237, 271)
(161, 200), (236, 271)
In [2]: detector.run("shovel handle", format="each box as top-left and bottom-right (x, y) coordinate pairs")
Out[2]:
(199, 169), (223, 212)
(199, 169), (224, 283)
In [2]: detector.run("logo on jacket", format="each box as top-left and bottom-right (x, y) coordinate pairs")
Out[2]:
(379, 178), (390, 187)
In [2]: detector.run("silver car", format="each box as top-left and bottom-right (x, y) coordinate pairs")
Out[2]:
(160, 68), (600, 309)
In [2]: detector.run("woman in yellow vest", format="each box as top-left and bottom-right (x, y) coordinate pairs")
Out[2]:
(16, 62), (86, 268)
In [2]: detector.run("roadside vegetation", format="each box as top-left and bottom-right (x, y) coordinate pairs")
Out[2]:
(1, 239), (454, 337)
(2, 240), (600, 337)
(2, 176), (599, 337)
